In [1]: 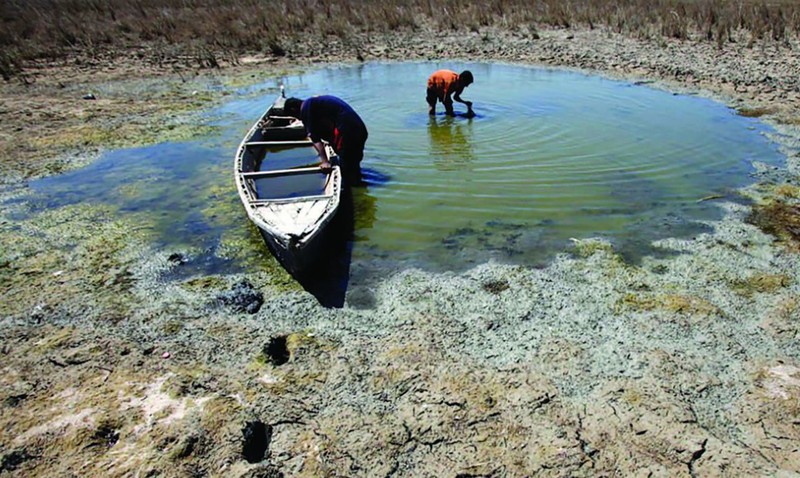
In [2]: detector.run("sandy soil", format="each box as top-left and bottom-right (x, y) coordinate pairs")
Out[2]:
(2, 25), (800, 477)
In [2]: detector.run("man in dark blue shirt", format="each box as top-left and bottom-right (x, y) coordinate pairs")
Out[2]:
(284, 95), (369, 185)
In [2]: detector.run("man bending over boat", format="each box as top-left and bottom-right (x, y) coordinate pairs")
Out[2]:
(284, 95), (369, 185)
(426, 69), (474, 117)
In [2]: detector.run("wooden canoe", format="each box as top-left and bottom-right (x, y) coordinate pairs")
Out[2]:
(234, 89), (341, 274)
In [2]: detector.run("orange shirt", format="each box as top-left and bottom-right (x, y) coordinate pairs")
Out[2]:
(427, 69), (459, 99)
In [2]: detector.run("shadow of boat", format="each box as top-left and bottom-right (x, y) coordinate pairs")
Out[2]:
(268, 185), (356, 308)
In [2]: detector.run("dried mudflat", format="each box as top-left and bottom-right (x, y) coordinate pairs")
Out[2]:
(1, 25), (800, 476)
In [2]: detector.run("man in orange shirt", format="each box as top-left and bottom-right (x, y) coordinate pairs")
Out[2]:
(426, 69), (474, 117)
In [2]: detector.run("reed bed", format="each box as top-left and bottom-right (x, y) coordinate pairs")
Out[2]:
(1, 0), (799, 78)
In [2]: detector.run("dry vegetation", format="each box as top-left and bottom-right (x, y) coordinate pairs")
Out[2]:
(1, 0), (799, 79)
(748, 200), (800, 250)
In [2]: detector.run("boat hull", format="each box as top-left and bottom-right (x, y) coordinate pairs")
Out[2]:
(234, 91), (341, 276)
(257, 220), (328, 275)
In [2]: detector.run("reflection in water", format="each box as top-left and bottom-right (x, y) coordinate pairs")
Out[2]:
(21, 62), (785, 279)
(352, 184), (378, 243)
(428, 115), (475, 171)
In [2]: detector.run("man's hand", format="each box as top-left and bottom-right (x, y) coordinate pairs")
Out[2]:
(319, 160), (332, 172)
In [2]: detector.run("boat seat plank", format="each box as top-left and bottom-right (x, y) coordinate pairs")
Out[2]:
(240, 167), (321, 178)
(249, 194), (331, 205)
(245, 140), (311, 147)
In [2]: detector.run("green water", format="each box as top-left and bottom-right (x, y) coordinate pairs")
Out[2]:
(25, 62), (784, 274)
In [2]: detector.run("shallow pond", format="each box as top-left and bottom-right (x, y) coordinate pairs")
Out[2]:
(24, 62), (784, 276)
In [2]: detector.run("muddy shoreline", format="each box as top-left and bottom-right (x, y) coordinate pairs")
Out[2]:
(2, 26), (800, 476)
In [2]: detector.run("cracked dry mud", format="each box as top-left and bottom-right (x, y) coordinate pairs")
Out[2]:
(2, 23), (800, 477)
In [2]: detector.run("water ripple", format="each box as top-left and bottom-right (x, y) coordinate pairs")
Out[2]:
(26, 62), (784, 274)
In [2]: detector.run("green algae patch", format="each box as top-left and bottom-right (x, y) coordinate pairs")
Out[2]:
(32, 326), (78, 353)
(0, 202), (154, 318)
(286, 330), (335, 357)
(216, 231), (271, 267)
(262, 365), (328, 396)
(221, 67), (303, 89)
(747, 199), (800, 251)
(200, 179), (297, 279)
(252, 332), (336, 395)
(773, 184), (800, 199)
(617, 292), (723, 317)
(215, 230), (302, 293)
(30, 124), (120, 150)
(162, 319), (185, 335)
(254, 331), (336, 367)
(2, 69), (238, 182)
(162, 367), (213, 398)
(731, 273), (793, 297)
(199, 181), (239, 225)
(24, 113), (219, 170)
(570, 238), (620, 259)
(249, 351), (271, 370)
(755, 182), (800, 200)
(201, 191), (301, 288)
(181, 276), (228, 291)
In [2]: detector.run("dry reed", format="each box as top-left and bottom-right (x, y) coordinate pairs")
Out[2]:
(1, 0), (798, 77)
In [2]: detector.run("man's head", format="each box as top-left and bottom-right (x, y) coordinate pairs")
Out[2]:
(284, 97), (303, 118)
(459, 70), (474, 87)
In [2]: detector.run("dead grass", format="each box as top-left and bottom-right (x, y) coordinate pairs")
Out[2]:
(747, 200), (800, 250)
(737, 106), (778, 118)
(1, 0), (799, 77)
(618, 292), (723, 317)
(773, 184), (800, 199)
(731, 273), (793, 297)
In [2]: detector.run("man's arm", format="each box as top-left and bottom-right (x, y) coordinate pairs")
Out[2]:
(453, 87), (472, 111)
(311, 140), (331, 171)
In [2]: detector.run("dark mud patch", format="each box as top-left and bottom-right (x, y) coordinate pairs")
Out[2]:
(242, 421), (273, 463)
(90, 423), (121, 449)
(264, 336), (290, 366)
(482, 279), (510, 294)
(213, 280), (263, 314)
(0, 448), (32, 473)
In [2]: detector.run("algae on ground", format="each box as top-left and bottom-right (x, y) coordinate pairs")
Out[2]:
(731, 273), (793, 297)
(747, 199), (800, 250)
(616, 292), (723, 317)
(0, 202), (153, 318)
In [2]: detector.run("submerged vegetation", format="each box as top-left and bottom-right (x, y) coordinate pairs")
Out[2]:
(1, 0), (799, 78)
